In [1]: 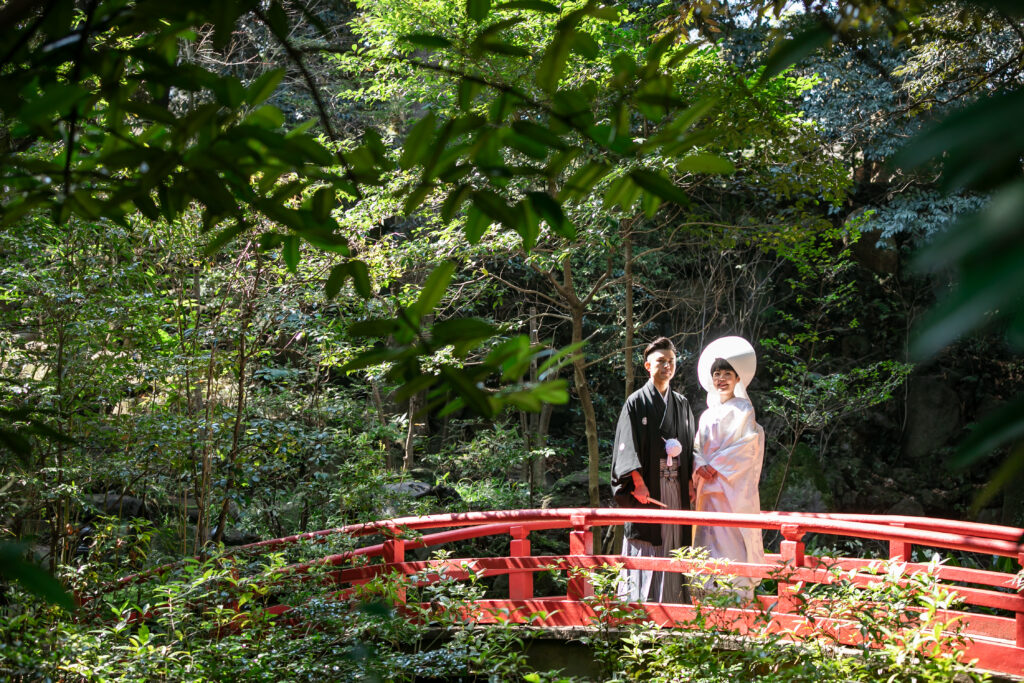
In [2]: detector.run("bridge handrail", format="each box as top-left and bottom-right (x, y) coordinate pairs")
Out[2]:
(102, 508), (1023, 598)
(293, 508), (1024, 557)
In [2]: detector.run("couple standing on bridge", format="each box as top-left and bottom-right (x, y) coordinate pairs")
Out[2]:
(610, 335), (766, 603)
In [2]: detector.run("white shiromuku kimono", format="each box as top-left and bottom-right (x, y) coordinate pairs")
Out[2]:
(692, 395), (766, 600)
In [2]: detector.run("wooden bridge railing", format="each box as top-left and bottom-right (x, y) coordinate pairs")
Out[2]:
(101, 508), (1024, 677)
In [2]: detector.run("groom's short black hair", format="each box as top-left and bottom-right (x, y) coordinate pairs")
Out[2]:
(643, 337), (676, 360)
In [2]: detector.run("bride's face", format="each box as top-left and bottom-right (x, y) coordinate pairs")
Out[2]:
(711, 368), (738, 400)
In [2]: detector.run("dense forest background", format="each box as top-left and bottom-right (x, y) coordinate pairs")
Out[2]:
(2, 0), (1023, 679)
(1, 1), (1023, 672)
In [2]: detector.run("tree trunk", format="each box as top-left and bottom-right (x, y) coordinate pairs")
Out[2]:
(558, 262), (601, 507)
(572, 309), (601, 507)
(214, 246), (261, 544)
(623, 223), (635, 398)
(525, 307), (550, 494)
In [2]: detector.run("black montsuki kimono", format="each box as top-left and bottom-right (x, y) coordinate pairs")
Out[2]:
(610, 380), (696, 546)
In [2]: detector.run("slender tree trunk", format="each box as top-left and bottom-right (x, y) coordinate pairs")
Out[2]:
(50, 323), (67, 572)
(526, 307), (549, 495)
(558, 262), (601, 507)
(403, 314), (432, 471)
(623, 223), (635, 398)
(403, 393), (418, 471)
(214, 246), (261, 544)
(195, 336), (218, 553)
(572, 309), (601, 507)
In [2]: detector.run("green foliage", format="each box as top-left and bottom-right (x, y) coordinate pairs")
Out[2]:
(0, 520), (991, 682)
(761, 218), (914, 507)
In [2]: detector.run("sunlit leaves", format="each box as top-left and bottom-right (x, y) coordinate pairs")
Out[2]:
(403, 33), (454, 49)
(344, 262), (567, 417)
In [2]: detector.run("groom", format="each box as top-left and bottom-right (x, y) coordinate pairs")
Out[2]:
(610, 336), (696, 603)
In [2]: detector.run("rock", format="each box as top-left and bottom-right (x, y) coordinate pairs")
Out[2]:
(220, 529), (261, 546)
(385, 481), (433, 498)
(427, 485), (460, 504)
(553, 469), (590, 491)
(850, 230), (899, 275)
(884, 497), (925, 517)
(84, 492), (149, 518)
(902, 375), (961, 462)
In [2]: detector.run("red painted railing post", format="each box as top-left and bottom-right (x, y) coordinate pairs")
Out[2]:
(777, 524), (806, 612)
(568, 513), (594, 600)
(889, 522), (912, 561)
(1017, 551), (1024, 648)
(509, 525), (533, 600)
(780, 524), (805, 566)
(383, 525), (406, 604)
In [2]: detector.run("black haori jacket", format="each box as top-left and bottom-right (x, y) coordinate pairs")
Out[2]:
(610, 380), (696, 546)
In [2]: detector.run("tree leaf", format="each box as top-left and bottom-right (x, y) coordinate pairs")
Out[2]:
(204, 220), (248, 255)
(242, 105), (285, 129)
(558, 160), (611, 201)
(282, 234), (300, 273)
(894, 89), (1024, 192)
(910, 182), (1024, 358)
(952, 394), (1024, 469)
(676, 153), (735, 175)
(629, 168), (689, 207)
(527, 191), (573, 238)
(325, 263), (349, 299)
(312, 186), (334, 222)
(471, 189), (519, 227)
(0, 543), (74, 611)
(537, 29), (574, 92)
(400, 111), (437, 170)
(327, 261), (373, 299)
(478, 40), (531, 57)
(465, 205), (490, 243)
(247, 68), (285, 106)
(570, 30), (599, 59)
(516, 197), (539, 250)
(969, 442), (1024, 512)
(431, 318), (496, 348)
(458, 79), (482, 111)
(529, 378), (569, 404)
(467, 0), (491, 22)
(642, 31), (675, 78)
(348, 260), (372, 298)
(537, 340), (584, 378)
(348, 318), (401, 338)
(757, 26), (831, 86)
(440, 366), (494, 416)
(511, 121), (568, 151)
(494, 0), (559, 12)
(402, 182), (434, 216)
(412, 262), (456, 321)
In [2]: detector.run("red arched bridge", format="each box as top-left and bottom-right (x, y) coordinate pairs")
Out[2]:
(97, 509), (1024, 678)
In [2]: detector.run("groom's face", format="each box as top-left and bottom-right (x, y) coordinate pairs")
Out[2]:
(645, 349), (676, 384)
